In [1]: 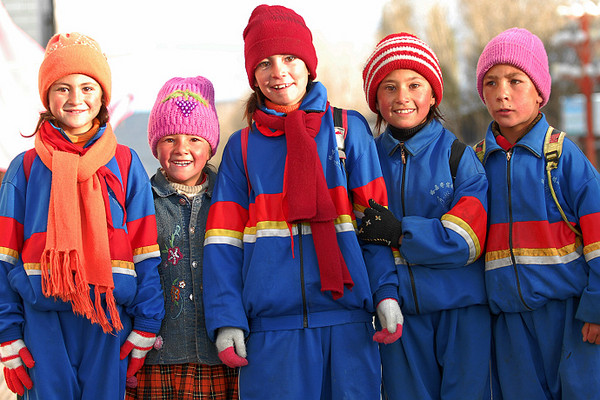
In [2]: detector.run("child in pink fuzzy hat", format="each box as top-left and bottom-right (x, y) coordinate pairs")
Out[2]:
(477, 27), (600, 399)
(126, 76), (239, 400)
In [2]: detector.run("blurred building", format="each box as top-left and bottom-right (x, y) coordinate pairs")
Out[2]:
(3, 0), (54, 46)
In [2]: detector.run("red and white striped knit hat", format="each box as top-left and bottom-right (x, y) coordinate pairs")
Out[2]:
(363, 32), (443, 113)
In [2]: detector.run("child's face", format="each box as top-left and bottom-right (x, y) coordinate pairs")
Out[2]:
(254, 55), (309, 106)
(156, 134), (211, 186)
(482, 64), (543, 141)
(376, 69), (435, 130)
(48, 74), (103, 136)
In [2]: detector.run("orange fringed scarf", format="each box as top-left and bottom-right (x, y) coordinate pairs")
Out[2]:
(35, 121), (123, 333)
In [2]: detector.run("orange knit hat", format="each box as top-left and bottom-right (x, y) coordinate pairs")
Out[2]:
(38, 32), (112, 110)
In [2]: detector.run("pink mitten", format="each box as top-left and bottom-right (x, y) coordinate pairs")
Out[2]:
(119, 330), (156, 377)
(0, 339), (35, 395)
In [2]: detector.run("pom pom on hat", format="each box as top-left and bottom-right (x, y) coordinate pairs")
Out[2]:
(363, 32), (443, 114)
(243, 4), (317, 88)
(38, 32), (111, 110)
(148, 76), (220, 158)
(476, 28), (550, 107)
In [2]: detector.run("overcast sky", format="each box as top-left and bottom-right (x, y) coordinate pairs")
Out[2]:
(53, 0), (392, 110)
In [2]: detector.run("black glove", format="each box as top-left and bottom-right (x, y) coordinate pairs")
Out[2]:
(358, 199), (402, 247)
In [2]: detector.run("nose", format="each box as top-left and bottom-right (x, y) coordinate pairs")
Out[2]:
(394, 87), (409, 104)
(496, 81), (509, 101)
(174, 139), (189, 154)
(271, 58), (287, 78)
(68, 89), (83, 104)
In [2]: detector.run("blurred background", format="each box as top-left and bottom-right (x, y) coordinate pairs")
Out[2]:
(2, 0), (600, 178)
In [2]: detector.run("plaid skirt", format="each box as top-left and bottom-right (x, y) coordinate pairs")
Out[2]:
(126, 363), (239, 400)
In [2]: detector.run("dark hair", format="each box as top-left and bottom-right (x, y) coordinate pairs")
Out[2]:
(373, 104), (444, 135)
(24, 99), (110, 138)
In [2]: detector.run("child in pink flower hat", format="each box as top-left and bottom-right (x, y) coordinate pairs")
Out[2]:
(126, 76), (238, 399)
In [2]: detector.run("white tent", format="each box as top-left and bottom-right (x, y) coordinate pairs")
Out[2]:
(0, 1), (43, 171)
(0, 1), (134, 172)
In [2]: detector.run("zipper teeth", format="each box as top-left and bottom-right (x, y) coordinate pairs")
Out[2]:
(298, 225), (308, 327)
(400, 143), (420, 314)
(506, 149), (532, 311)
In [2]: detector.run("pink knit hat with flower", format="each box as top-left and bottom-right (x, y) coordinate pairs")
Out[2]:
(363, 32), (443, 114)
(148, 76), (220, 158)
(243, 4), (318, 88)
(476, 28), (551, 107)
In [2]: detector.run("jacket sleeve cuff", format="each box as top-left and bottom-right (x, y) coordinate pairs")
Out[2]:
(374, 284), (399, 306)
(576, 290), (600, 324)
(132, 317), (163, 335)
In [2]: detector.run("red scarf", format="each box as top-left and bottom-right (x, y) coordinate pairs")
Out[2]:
(253, 106), (353, 299)
(35, 121), (124, 333)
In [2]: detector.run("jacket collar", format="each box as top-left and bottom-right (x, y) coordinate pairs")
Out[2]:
(379, 119), (444, 157)
(151, 167), (215, 199)
(483, 113), (548, 161)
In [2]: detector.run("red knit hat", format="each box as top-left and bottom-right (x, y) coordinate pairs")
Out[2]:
(363, 32), (443, 114)
(243, 4), (317, 88)
(38, 32), (112, 110)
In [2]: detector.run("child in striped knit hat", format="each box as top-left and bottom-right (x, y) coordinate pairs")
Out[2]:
(359, 32), (493, 400)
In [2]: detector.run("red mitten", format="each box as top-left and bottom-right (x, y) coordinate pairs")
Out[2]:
(119, 330), (156, 377)
(0, 339), (35, 395)
(216, 327), (248, 368)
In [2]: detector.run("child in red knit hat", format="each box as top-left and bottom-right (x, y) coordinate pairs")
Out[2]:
(202, 4), (402, 399)
(125, 76), (238, 399)
(359, 32), (492, 400)
(0, 32), (164, 399)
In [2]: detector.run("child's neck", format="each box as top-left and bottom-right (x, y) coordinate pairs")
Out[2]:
(388, 120), (428, 142)
(265, 99), (301, 114)
(493, 113), (542, 148)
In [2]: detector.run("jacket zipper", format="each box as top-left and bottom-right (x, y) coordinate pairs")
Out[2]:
(400, 144), (420, 314)
(506, 149), (532, 310)
(298, 225), (309, 327)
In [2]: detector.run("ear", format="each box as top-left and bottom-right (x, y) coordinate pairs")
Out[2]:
(430, 95), (436, 107)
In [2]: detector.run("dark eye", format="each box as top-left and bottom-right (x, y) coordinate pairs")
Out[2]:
(257, 60), (270, 69)
(285, 55), (297, 62)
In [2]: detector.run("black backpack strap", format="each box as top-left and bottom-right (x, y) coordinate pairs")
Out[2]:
(449, 139), (467, 182)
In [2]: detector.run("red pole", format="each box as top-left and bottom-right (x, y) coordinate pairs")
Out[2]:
(579, 14), (598, 167)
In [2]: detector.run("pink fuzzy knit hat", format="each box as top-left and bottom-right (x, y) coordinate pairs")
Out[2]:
(476, 28), (551, 107)
(243, 4), (318, 88)
(148, 76), (220, 158)
(363, 32), (443, 114)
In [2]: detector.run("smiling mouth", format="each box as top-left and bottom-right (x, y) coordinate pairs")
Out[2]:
(272, 83), (292, 90)
(393, 108), (414, 114)
(171, 161), (192, 166)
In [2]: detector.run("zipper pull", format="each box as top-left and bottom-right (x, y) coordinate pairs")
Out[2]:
(506, 149), (512, 162)
(400, 144), (407, 164)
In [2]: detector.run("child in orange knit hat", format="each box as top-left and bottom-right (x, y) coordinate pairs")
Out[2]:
(0, 32), (164, 399)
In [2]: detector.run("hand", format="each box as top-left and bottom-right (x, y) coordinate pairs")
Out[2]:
(373, 299), (403, 344)
(582, 322), (600, 344)
(0, 339), (35, 395)
(119, 330), (157, 377)
(358, 199), (402, 247)
(216, 327), (248, 368)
